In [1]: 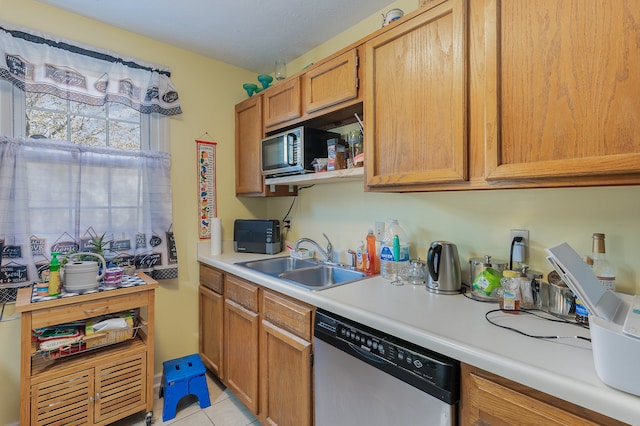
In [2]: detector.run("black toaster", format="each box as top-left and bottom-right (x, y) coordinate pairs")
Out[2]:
(233, 219), (282, 255)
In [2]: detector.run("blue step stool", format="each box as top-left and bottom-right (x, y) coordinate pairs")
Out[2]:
(160, 354), (211, 421)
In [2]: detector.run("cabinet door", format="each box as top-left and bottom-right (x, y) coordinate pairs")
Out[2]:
(199, 285), (224, 379)
(235, 95), (264, 196)
(94, 353), (147, 423)
(224, 298), (260, 414)
(31, 369), (94, 425)
(260, 320), (312, 426)
(484, 0), (640, 181)
(461, 363), (624, 425)
(263, 78), (302, 129)
(303, 48), (359, 115)
(364, 0), (468, 188)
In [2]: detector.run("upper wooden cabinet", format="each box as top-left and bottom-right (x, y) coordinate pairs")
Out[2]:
(235, 94), (296, 197)
(364, 0), (468, 188)
(303, 48), (360, 115)
(235, 95), (264, 195)
(263, 77), (302, 129)
(483, 0), (640, 182)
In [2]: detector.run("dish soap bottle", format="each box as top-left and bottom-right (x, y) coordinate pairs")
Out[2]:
(356, 241), (365, 270)
(365, 230), (379, 274)
(591, 233), (615, 291)
(48, 252), (61, 296)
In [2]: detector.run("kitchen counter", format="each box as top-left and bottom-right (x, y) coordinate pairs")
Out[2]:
(198, 243), (639, 425)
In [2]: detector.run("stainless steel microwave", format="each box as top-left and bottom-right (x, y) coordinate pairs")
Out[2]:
(261, 126), (340, 177)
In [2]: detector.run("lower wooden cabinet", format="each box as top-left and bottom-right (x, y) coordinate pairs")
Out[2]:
(461, 363), (625, 426)
(224, 275), (260, 414)
(199, 264), (314, 426)
(260, 290), (313, 426)
(199, 264), (224, 379)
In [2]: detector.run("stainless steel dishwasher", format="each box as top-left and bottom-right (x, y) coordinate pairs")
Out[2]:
(314, 309), (459, 426)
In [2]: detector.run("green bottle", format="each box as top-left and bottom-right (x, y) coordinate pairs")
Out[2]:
(48, 252), (61, 296)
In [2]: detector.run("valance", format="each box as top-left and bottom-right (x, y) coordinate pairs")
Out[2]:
(0, 23), (182, 116)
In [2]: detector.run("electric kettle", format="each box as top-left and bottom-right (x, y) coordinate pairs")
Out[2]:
(426, 241), (462, 294)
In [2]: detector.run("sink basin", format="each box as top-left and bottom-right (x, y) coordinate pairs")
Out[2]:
(235, 256), (369, 290)
(278, 266), (367, 289)
(238, 257), (318, 274)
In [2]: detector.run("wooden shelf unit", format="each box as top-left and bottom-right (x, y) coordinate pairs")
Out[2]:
(15, 274), (158, 426)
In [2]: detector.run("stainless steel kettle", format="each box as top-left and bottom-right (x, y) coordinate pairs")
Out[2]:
(426, 241), (462, 294)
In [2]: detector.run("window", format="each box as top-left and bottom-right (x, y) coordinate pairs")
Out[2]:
(5, 84), (164, 151)
(26, 92), (143, 150)
(0, 25), (181, 284)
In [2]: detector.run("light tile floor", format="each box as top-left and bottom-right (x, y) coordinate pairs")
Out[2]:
(112, 372), (262, 426)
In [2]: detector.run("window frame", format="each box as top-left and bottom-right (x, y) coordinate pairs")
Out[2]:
(1, 80), (167, 151)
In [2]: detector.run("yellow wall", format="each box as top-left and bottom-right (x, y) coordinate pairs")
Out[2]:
(0, 0), (266, 423)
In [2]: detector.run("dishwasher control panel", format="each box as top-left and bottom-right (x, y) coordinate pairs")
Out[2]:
(314, 309), (459, 403)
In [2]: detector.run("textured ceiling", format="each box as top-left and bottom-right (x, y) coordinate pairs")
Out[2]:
(36, 0), (394, 74)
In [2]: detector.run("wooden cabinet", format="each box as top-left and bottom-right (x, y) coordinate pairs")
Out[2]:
(303, 48), (360, 115)
(199, 264), (224, 379)
(364, 0), (468, 189)
(264, 78), (302, 130)
(15, 275), (157, 426)
(483, 0), (640, 183)
(235, 95), (295, 197)
(260, 290), (313, 426)
(224, 275), (260, 414)
(198, 264), (315, 425)
(461, 363), (625, 426)
(235, 95), (264, 196)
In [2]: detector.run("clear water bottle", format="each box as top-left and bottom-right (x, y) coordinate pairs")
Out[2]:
(379, 219), (410, 280)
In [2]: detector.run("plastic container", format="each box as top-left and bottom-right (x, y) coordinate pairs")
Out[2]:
(356, 241), (365, 270)
(498, 270), (521, 311)
(379, 219), (409, 279)
(48, 252), (61, 296)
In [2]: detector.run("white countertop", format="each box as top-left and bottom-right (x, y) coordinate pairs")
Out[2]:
(198, 243), (640, 425)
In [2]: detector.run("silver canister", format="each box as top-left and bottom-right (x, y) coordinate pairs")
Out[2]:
(547, 270), (576, 318)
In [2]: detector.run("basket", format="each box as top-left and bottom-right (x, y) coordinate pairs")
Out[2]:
(0, 281), (33, 304)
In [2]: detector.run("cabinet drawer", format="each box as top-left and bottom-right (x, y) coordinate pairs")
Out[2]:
(200, 263), (224, 294)
(31, 292), (147, 329)
(262, 290), (313, 341)
(225, 275), (259, 312)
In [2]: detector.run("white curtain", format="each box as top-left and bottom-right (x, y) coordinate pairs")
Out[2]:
(0, 136), (177, 285)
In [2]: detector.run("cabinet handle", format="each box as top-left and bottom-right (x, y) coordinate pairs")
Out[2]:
(84, 307), (108, 314)
(95, 392), (100, 400)
(89, 396), (94, 402)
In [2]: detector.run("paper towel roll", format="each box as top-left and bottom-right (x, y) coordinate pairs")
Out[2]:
(211, 217), (222, 255)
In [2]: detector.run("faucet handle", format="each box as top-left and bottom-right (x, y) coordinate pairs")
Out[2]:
(322, 233), (333, 262)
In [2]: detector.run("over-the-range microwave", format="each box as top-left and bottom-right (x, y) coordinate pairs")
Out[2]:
(261, 126), (340, 177)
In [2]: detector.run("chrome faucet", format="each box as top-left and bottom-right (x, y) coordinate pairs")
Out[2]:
(294, 233), (333, 262)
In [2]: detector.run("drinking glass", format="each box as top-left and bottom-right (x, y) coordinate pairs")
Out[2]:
(275, 59), (287, 81)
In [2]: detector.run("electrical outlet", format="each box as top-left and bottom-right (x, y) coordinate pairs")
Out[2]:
(509, 229), (529, 264)
(374, 221), (385, 241)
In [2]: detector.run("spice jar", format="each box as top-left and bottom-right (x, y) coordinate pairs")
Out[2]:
(498, 270), (521, 311)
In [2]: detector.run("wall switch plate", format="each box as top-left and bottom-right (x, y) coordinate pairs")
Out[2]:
(374, 221), (385, 241)
(510, 229), (529, 264)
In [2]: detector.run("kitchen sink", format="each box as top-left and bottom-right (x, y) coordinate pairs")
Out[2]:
(235, 257), (369, 290)
(239, 257), (318, 274)
(278, 265), (367, 289)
